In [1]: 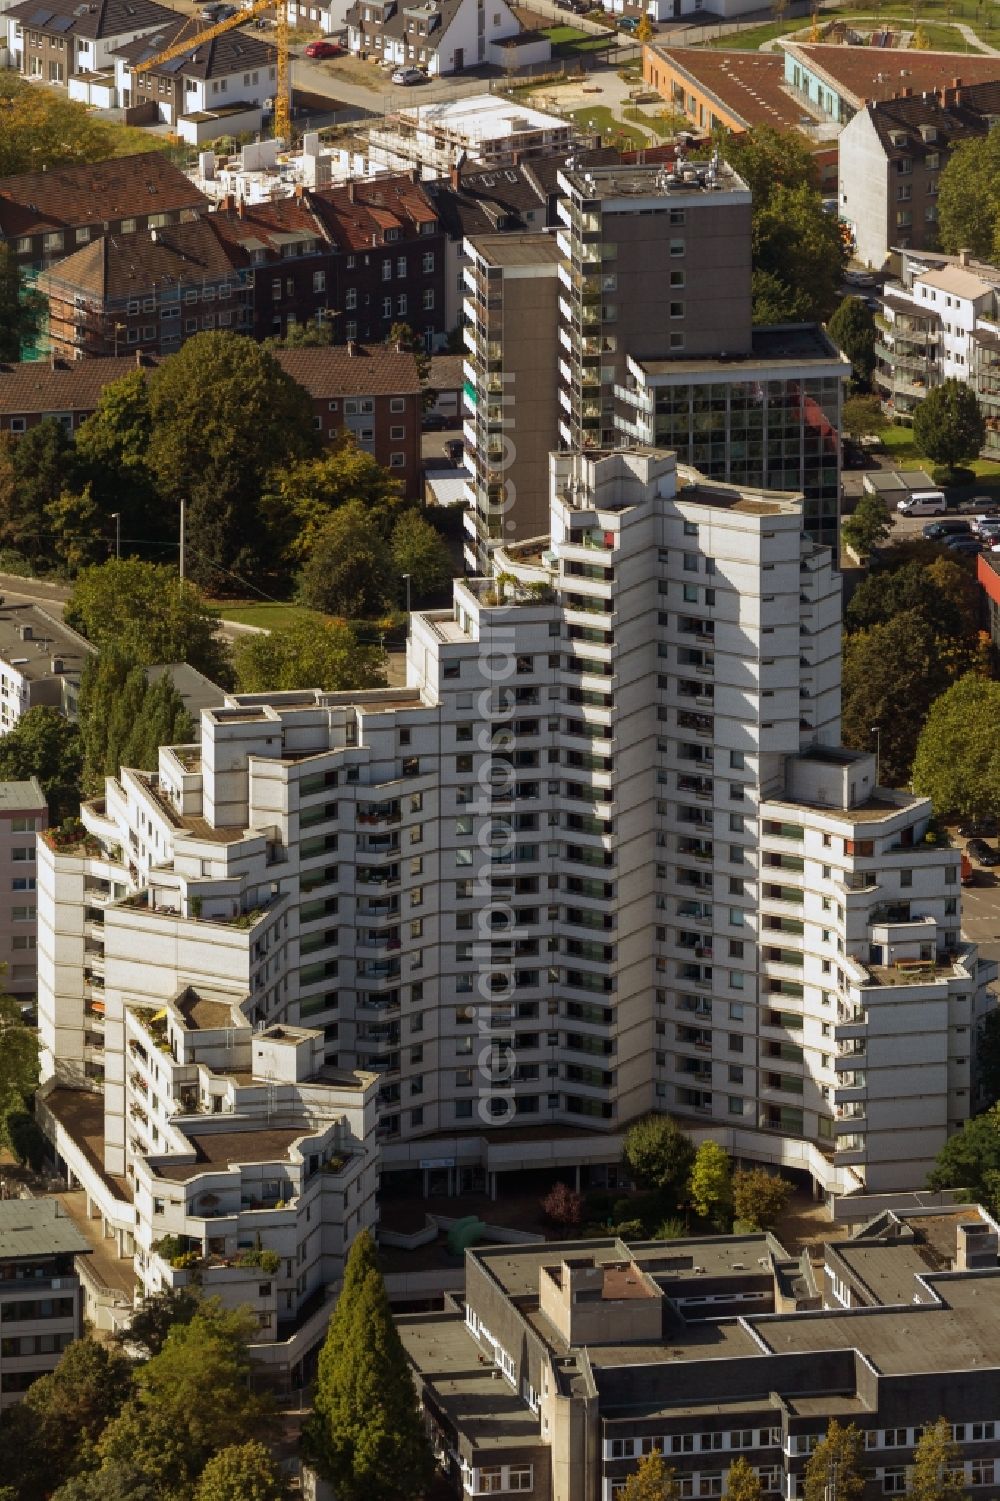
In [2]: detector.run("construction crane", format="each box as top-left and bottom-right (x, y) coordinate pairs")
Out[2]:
(131, 0), (290, 147)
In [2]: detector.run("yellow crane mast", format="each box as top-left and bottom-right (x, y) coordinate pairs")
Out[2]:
(131, 0), (290, 146)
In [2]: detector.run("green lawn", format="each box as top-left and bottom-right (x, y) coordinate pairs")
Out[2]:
(206, 599), (325, 630)
(568, 104), (649, 147)
(704, 4), (990, 49)
(879, 421), (1000, 486)
(543, 23), (615, 54)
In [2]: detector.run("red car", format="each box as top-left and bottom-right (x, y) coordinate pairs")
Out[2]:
(304, 38), (342, 57)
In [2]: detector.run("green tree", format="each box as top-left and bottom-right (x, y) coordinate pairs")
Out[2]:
(721, 126), (818, 205)
(194, 1442), (289, 1501)
(0, 72), (115, 176)
(620, 1451), (681, 1501)
(0, 993), (40, 1162)
(307, 1247), (434, 1501)
(0, 706), (82, 822)
(687, 1141), (732, 1228)
(117, 1284), (203, 1360)
(841, 394), (888, 437)
(298, 500), (394, 619)
(146, 332), (319, 592)
(309, 1229), (378, 1419)
(750, 182), (847, 324)
(0, 417), (77, 565)
(976, 1010), (1000, 1109)
(232, 618), (387, 695)
(265, 314), (337, 348)
(928, 1104), (1000, 1208)
(45, 485), (103, 577)
(65, 560), (229, 681)
(391, 511), (453, 603)
(841, 493), (892, 559)
(845, 559), (978, 650)
(913, 378), (986, 474)
(384, 321), (430, 384)
(622, 1115), (695, 1203)
(0, 245), (46, 362)
(98, 1304), (268, 1495)
(841, 613), (953, 785)
(73, 371), (165, 553)
(724, 1457), (764, 1501)
(261, 447), (405, 571)
(937, 126), (1000, 259)
(828, 296), (877, 389)
(78, 656), (196, 793)
(803, 1423), (865, 1501)
(731, 1168), (792, 1231)
(16, 1336), (134, 1498)
(912, 673), (1000, 822)
(909, 1418), (968, 1501)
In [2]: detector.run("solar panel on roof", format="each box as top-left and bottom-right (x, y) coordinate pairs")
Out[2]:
(27, 9), (54, 25)
(51, 16), (74, 31)
(161, 54), (186, 70)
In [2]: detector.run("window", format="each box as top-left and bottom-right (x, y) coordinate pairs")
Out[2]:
(422, 251), (435, 272)
(313, 270), (325, 292)
(12, 848), (33, 863)
(882, 1472), (905, 1495)
(383, 297), (393, 317)
(397, 294), (407, 316)
(422, 288), (434, 310)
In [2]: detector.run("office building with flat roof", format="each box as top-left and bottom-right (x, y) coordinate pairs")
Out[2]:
(0, 1197), (89, 1409)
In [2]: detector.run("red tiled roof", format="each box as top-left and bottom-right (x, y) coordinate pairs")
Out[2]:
(782, 42), (1000, 109)
(39, 218), (244, 301)
(0, 153), (208, 241)
(275, 345), (423, 397)
(310, 175), (439, 252)
(0, 355), (160, 415)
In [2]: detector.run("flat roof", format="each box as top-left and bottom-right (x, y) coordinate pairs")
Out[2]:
(150, 1126), (309, 1182)
(749, 1273), (1000, 1375)
(559, 159), (748, 201)
(678, 483), (799, 517)
(44, 1086), (132, 1203)
(175, 989), (242, 1031)
(399, 1313), (547, 1451)
(0, 1197), (91, 1260)
(0, 603), (94, 682)
(469, 231), (564, 268)
(831, 1240), (938, 1307)
(637, 324), (847, 379)
(0, 777), (45, 811)
(647, 46), (809, 132)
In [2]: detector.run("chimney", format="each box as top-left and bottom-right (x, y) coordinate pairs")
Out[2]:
(901, 85), (911, 97)
(959, 247), (972, 265)
(237, 199), (246, 219)
(408, 166), (419, 183)
(348, 179), (357, 203)
(347, 338), (357, 356)
(135, 349), (143, 367)
(294, 182), (305, 199)
(449, 161), (461, 190)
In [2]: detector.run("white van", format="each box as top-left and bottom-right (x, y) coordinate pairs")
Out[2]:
(897, 491), (947, 516)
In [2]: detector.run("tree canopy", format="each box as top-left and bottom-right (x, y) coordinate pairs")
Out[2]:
(0, 72), (116, 176)
(78, 653), (196, 794)
(232, 618), (387, 695)
(827, 296), (877, 390)
(687, 1140), (732, 1228)
(731, 1168), (792, 1231)
(193, 1443), (289, 1501)
(912, 378), (986, 474)
(0, 993), (41, 1166)
(841, 493), (892, 559)
(912, 673), (1000, 822)
(146, 333), (319, 592)
(724, 1457), (763, 1501)
(261, 447), (405, 573)
(937, 126), (1000, 261)
(0, 246), (46, 363)
(841, 612), (957, 786)
(619, 1451), (681, 1501)
(65, 560), (228, 682)
(390, 511), (453, 603)
(307, 1233), (433, 1501)
(298, 501), (395, 619)
(73, 372), (166, 555)
(927, 1104), (1000, 1212)
(622, 1115), (695, 1203)
(909, 1417), (968, 1501)
(803, 1423), (866, 1501)
(0, 707), (82, 822)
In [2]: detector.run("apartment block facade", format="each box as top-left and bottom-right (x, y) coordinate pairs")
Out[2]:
(37, 446), (993, 1223)
(400, 1205), (1000, 1501)
(0, 779), (47, 999)
(0, 1199), (88, 1409)
(462, 160), (847, 569)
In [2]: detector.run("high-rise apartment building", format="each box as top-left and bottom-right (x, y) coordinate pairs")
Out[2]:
(37, 447), (994, 1242)
(461, 159), (849, 568)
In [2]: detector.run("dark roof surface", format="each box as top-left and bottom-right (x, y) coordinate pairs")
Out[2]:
(0, 152), (208, 241)
(39, 217), (244, 300)
(309, 174), (439, 250)
(6, 0), (176, 40)
(864, 82), (1000, 157)
(275, 344), (423, 396)
(428, 162), (545, 239)
(0, 354), (158, 413)
(113, 16), (276, 77)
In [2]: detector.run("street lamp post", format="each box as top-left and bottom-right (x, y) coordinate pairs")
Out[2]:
(111, 512), (121, 560)
(871, 724), (880, 787)
(402, 572), (411, 616)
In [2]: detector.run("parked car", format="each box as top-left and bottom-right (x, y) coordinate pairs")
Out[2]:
(959, 817), (998, 838)
(445, 437), (464, 462)
(923, 519), (970, 540)
(973, 519), (1000, 540)
(845, 268), (876, 287)
(200, 1), (225, 17)
(967, 839), (1000, 866)
(896, 491), (946, 516)
(392, 66), (427, 84)
(304, 37), (342, 55)
(421, 411), (449, 431)
(943, 536), (982, 557)
(618, 14), (642, 30)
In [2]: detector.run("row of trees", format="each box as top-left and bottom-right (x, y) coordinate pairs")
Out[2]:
(0, 1233), (435, 1501)
(622, 1419), (969, 1501)
(541, 1117), (795, 1240)
(0, 332), (452, 610)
